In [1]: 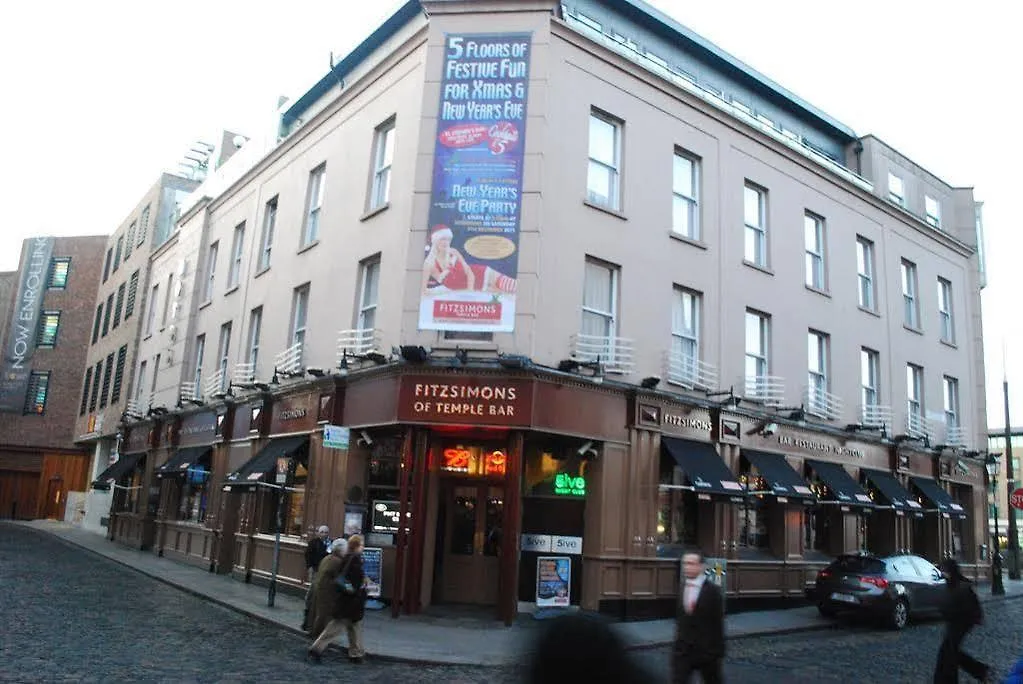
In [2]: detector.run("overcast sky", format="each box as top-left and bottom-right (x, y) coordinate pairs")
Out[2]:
(1, 1), (1019, 428)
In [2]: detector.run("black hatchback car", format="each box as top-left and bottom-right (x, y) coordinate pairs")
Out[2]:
(807, 553), (948, 629)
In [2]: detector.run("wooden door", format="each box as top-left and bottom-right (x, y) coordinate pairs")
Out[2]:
(44, 477), (65, 520)
(440, 483), (504, 605)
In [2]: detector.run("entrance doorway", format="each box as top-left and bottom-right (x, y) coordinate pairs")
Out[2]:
(437, 482), (504, 605)
(44, 477), (65, 520)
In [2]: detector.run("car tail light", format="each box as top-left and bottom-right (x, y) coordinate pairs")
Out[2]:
(860, 576), (889, 589)
(818, 569), (831, 579)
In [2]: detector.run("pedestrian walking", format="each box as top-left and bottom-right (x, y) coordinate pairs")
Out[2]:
(308, 534), (367, 664)
(305, 539), (347, 653)
(301, 524), (331, 632)
(933, 558), (993, 683)
(673, 551), (725, 684)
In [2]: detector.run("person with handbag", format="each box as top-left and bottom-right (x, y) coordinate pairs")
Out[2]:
(305, 539), (347, 650)
(308, 534), (367, 664)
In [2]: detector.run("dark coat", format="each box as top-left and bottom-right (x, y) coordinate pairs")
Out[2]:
(335, 553), (367, 623)
(306, 555), (343, 638)
(933, 582), (987, 684)
(305, 537), (329, 571)
(673, 579), (725, 669)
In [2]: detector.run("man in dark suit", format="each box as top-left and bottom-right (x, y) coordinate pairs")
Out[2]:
(673, 551), (725, 683)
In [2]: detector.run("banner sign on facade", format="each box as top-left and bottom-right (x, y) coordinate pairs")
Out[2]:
(419, 32), (534, 333)
(0, 237), (55, 412)
(536, 556), (571, 607)
(362, 547), (383, 598)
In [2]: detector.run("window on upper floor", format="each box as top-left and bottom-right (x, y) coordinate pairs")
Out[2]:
(901, 259), (919, 329)
(247, 307), (263, 372)
(102, 248), (112, 284)
(192, 335), (205, 395)
(23, 371), (51, 415)
(672, 150), (700, 240)
(161, 274), (173, 329)
(807, 330), (830, 415)
(138, 205), (151, 246)
(370, 120), (395, 210)
(743, 183), (768, 268)
(113, 236), (123, 272)
(79, 367), (92, 416)
(587, 111), (622, 211)
(291, 284), (310, 364)
(110, 345), (127, 405)
(943, 376), (960, 431)
(303, 165), (326, 246)
(89, 360), (102, 412)
(938, 278), (955, 344)
(888, 172), (905, 206)
(358, 258), (380, 331)
(112, 283), (125, 329)
(101, 293), (113, 337)
(203, 241), (219, 302)
(135, 360), (147, 403)
(125, 270), (139, 319)
(47, 258), (71, 289)
(925, 195), (941, 228)
(91, 304), (102, 345)
(228, 222), (245, 289)
(581, 258), (619, 341)
(145, 284), (159, 337)
(126, 221), (137, 258)
(671, 286), (701, 385)
(856, 236), (876, 311)
(804, 212), (827, 291)
(216, 322), (232, 392)
(151, 353), (161, 395)
(861, 348), (880, 413)
(258, 197), (277, 272)
(907, 363), (924, 430)
(99, 352), (114, 409)
(36, 311), (60, 348)
(744, 310), (770, 385)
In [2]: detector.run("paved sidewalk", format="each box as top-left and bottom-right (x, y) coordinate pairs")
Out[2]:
(15, 520), (1023, 666)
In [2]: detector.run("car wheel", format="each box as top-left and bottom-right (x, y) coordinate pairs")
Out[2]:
(817, 603), (836, 618)
(889, 599), (909, 630)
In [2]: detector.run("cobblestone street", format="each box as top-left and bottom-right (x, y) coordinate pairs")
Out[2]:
(3, 523), (1022, 683)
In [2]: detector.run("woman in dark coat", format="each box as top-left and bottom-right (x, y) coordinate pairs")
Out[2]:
(305, 540), (346, 642)
(307, 535), (367, 663)
(933, 558), (992, 683)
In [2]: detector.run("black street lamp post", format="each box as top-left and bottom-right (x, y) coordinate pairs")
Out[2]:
(986, 453), (1005, 596)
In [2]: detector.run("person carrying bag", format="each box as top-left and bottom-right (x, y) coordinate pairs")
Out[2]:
(307, 535), (368, 664)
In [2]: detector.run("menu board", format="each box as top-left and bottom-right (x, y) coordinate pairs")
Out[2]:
(362, 547), (382, 598)
(535, 556), (571, 607)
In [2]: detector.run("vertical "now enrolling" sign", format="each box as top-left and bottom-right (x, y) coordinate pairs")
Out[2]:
(0, 236), (54, 412)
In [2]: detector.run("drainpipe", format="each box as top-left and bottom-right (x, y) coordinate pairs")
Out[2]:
(853, 140), (864, 176)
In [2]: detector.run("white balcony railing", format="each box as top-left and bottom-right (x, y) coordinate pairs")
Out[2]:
(804, 385), (843, 421)
(570, 333), (634, 374)
(945, 424), (967, 447)
(663, 350), (718, 390)
(741, 375), (785, 406)
(337, 328), (383, 361)
(233, 362), (255, 385)
(179, 382), (200, 403)
(274, 342), (303, 375)
(125, 399), (146, 419)
(860, 404), (893, 429)
(203, 368), (227, 398)
(907, 411), (932, 441)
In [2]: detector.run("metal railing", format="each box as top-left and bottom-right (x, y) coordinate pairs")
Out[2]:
(179, 382), (200, 403)
(274, 342), (303, 375)
(907, 411), (932, 440)
(860, 404), (893, 429)
(233, 362), (255, 385)
(125, 398), (147, 419)
(945, 424), (966, 447)
(741, 375), (785, 406)
(203, 368), (227, 397)
(804, 385), (843, 421)
(664, 350), (718, 390)
(337, 328), (382, 360)
(570, 333), (634, 374)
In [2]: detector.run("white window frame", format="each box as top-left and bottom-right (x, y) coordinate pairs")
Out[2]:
(217, 322), (232, 391)
(203, 241), (219, 303)
(671, 286), (701, 379)
(861, 347), (880, 410)
(672, 150), (700, 240)
(901, 259), (919, 329)
(743, 183), (767, 267)
(587, 111), (621, 211)
(804, 212), (826, 290)
(161, 274), (173, 329)
(247, 307), (262, 369)
(807, 330), (829, 407)
(291, 285), (310, 363)
(907, 363), (924, 423)
(925, 195), (941, 228)
(744, 310), (770, 381)
(135, 360), (147, 401)
(943, 375), (960, 430)
(370, 121), (395, 210)
(358, 259), (380, 331)
(303, 165), (326, 246)
(227, 222), (245, 289)
(145, 284), (159, 337)
(888, 172), (905, 206)
(581, 259), (618, 340)
(938, 278), (955, 343)
(856, 236), (875, 310)
(258, 197), (277, 271)
(193, 335), (205, 393)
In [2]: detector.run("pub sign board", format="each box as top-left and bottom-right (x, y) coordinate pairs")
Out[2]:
(397, 376), (533, 427)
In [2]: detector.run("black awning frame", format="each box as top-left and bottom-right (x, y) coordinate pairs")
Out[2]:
(909, 477), (967, 520)
(91, 452), (144, 491)
(223, 435), (309, 490)
(805, 459), (875, 509)
(156, 445), (213, 478)
(661, 437), (744, 500)
(741, 449), (817, 502)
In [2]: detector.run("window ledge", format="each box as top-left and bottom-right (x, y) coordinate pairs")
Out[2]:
(360, 203), (390, 222)
(668, 233), (708, 250)
(225, 285), (239, 297)
(583, 199), (627, 220)
(941, 338), (958, 350)
(254, 266), (270, 279)
(805, 284), (831, 298)
(298, 240), (320, 255)
(743, 260), (774, 276)
(903, 324), (924, 336)
(198, 300), (212, 311)
(858, 305), (881, 319)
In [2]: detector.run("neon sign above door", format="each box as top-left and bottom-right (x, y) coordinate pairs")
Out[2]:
(441, 447), (508, 477)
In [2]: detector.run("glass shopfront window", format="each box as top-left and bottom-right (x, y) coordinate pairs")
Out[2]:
(737, 461), (770, 551)
(803, 507), (832, 554)
(524, 447), (589, 498)
(656, 451), (698, 555)
(950, 483), (972, 560)
(255, 447), (310, 537)
(282, 462), (308, 537)
(178, 466), (210, 523)
(122, 467), (144, 513)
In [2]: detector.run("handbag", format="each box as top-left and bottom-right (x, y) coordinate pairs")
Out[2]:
(334, 555), (357, 595)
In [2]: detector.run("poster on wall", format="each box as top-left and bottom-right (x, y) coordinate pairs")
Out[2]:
(536, 556), (571, 608)
(0, 236), (54, 412)
(418, 32), (534, 333)
(362, 547), (383, 598)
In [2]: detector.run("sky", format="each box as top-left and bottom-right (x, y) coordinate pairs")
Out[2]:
(1, 0), (1019, 428)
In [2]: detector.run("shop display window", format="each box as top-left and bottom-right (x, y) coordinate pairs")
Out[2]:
(524, 447), (588, 498)
(122, 467), (144, 513)
(737, 462), (770, 551)
(178, 466), (209, 524)
(656, 451), (698, 556)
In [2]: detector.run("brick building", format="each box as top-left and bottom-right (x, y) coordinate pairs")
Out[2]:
(0, 236), (106, 520)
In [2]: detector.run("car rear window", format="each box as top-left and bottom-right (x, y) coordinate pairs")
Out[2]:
(828, 556), (885, 574)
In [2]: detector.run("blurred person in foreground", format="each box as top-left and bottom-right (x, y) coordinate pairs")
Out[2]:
(933, 558), (993, 683)
(673, 551), (725, 684)
(301, 525), (331, 631)
(308, 534), (366, 664)
(525, 612), (651, 683)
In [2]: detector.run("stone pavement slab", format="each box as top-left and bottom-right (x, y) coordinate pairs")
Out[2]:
(17, 520), (1023, 666)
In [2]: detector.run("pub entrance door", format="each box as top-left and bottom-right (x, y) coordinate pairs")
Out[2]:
(437, 482), (504, 605)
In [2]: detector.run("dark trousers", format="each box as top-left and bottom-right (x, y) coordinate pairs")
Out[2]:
(933, 629), (989, 683)
(674, 657), (723, 684)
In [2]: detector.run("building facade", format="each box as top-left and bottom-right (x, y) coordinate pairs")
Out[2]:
(0, 236), (106, 521)
(988, 427), (1023, 540)
(98, 0), (990, 620)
